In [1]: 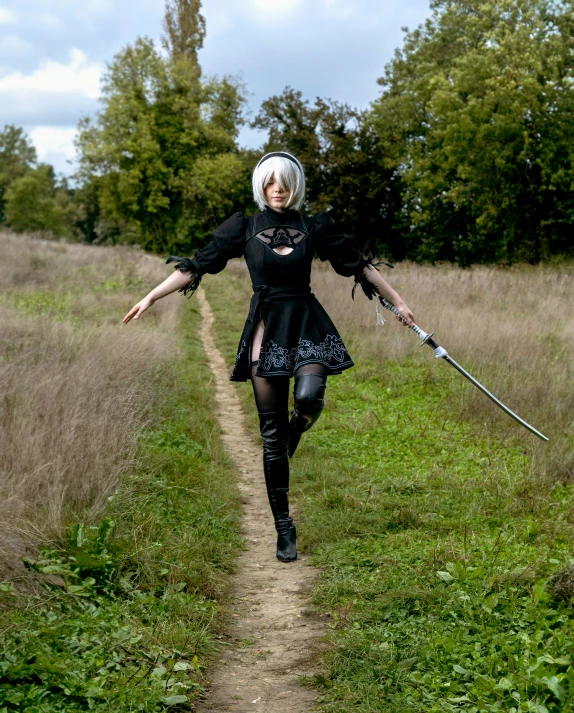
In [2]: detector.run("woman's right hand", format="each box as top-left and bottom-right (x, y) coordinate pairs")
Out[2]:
(394, 300), (415, 327)
(122, 296), (155, 324)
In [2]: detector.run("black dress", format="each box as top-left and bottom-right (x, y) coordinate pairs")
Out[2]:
(167, 207), (379, 382)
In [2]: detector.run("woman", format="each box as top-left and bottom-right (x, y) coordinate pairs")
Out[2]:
(123, 151), (414, 563)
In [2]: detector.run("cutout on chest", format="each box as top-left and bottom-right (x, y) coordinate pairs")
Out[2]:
(254, 226), (308, 252)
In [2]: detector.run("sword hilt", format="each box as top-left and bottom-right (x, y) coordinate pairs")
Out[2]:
(378, 297), (444, 356)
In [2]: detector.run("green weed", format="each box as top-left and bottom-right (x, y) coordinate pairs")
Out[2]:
(13, 290), (74, 319)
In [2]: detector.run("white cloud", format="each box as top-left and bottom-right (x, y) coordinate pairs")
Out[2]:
(30, 126), (77, 161)
(0, 8), (17, 24)
(30, 126), (78, 175)
(247, 0), (304, 22)
(0, 48), (102, 99)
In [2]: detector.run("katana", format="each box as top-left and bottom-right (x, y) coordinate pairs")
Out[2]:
(377, 297), (548, 441)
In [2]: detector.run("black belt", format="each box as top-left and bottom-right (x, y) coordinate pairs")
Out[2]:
(249, 284), (313, 322)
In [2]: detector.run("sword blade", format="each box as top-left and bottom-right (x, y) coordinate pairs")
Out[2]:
(442, 354), (549, 441)
(376, 296), (549, 441)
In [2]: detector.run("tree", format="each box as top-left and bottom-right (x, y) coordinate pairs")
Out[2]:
(76, 37), (182, 248)
(162, 0), (206, 65)
(4, 164), (79, 237)
(253, 88), (401, 259)
(75, 0), (249, 253)
(0, 125), (37, 225)
(370, 0), (574, 264)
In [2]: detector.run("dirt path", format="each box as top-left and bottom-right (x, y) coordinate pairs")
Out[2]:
(195, 289), (326, 713)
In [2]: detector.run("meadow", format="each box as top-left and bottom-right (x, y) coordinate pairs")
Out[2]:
(204, 257), (574, 712)
(1, 229), (572, 712)
(0, 231), (244, 711)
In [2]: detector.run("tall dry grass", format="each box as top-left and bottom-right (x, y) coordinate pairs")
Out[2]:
(317, 260), (573, 481)
(0, 231), (180, 579)
(226, 258), (573, 481)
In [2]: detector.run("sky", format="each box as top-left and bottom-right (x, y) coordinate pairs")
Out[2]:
(0, 0), (432, 177)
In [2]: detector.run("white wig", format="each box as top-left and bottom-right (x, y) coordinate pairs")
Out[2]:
(252, 152), (306, 211)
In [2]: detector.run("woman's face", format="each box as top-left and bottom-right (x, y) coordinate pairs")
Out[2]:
(264, 174), (291, 211)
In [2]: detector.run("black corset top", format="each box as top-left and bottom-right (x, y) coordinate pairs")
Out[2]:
(243, 209), (314, 288)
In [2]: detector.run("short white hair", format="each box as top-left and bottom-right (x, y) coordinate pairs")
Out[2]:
(252, 152), (306, 211)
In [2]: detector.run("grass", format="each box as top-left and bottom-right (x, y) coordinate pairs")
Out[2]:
(0, 232), (243, 711)
(2, 232), (572, 711)
(0, 231), (180, 574)
(204, 259), (574, 713)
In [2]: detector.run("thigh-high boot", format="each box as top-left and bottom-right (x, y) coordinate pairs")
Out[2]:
(258, 411), (297, 562)
(288, 372), (327, 458)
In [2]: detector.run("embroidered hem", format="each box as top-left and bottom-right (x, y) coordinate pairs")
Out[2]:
(230, 334), (354, 381)
(260, 334), (349, 372)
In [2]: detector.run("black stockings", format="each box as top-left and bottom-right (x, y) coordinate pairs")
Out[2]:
(250, 364), (290, 414)
(250, 362), (328, 415)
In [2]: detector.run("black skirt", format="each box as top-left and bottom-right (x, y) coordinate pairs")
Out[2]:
(230, 284), (354, 382)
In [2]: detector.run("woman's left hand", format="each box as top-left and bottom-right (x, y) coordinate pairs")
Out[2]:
(394, 301), (415, 327)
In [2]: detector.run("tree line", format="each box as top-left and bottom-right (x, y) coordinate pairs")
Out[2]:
(1, 0), (572, 265)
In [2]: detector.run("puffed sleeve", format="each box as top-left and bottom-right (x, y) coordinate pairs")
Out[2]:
(313, 212), (391, 300)
(166, 212), (246, 297)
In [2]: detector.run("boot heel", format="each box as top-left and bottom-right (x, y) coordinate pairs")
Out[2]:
(276, 520), (297, 561)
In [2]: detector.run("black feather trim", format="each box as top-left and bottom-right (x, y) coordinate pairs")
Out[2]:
(166, 256), (202, 297)
(352, 255), (394, 300)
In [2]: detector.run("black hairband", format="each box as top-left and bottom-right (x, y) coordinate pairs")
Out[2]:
(256, 151), (301, 169)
